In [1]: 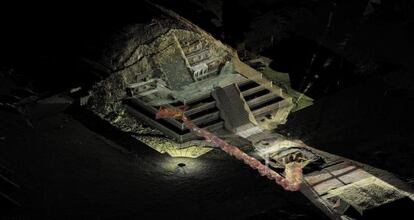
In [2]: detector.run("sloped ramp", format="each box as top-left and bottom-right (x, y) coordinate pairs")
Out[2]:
(212, 84), (260, 138)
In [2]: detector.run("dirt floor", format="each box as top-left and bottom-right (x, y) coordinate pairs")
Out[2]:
(0, 106), (327, 219)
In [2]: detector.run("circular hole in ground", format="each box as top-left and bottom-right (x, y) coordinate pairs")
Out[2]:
(177, 163), (186, 167)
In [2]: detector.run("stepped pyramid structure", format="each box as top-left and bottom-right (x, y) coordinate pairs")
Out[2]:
(82, 3), (414, 219)
(85, 4), (296, 149)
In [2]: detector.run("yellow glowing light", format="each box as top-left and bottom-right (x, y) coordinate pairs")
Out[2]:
(163, 146), (212, 158)
(134, 136), (213, 158)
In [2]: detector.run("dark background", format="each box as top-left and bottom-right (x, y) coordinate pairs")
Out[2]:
(1, 0), (413, 219)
